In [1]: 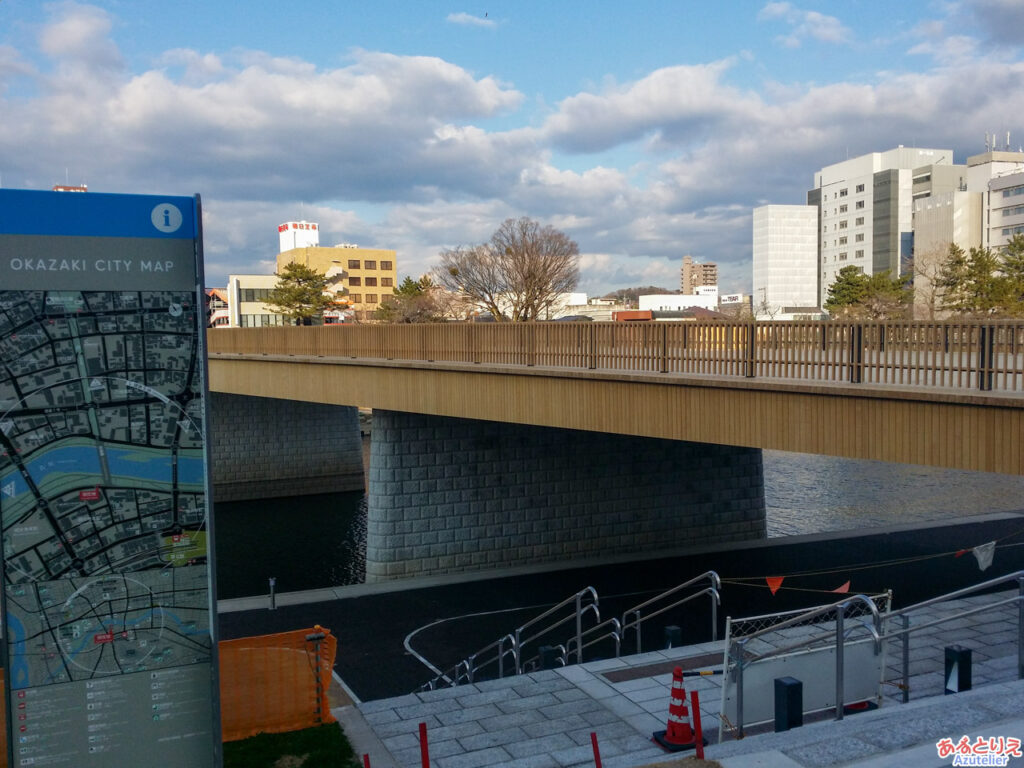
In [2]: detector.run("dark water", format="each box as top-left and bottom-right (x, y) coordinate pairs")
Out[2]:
(213, 451), (1024, 599)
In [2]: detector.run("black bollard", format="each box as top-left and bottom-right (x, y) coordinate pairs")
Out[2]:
(664, 625), (682, 649)
(944, 646), (972, 694)
(774, 676), (803, 732)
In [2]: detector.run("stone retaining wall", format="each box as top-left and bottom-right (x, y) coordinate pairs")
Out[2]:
(209, 393), (364, 502)
(366, 410), (766, 581)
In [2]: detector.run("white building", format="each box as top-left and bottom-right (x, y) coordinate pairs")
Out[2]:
(986, 170), (1024, 251)
(810, 147), (952, 308)
(227, 274), (288, 328)
(278, 220), (320, 252)
(638, 293), (718, 312)
(751, 204), (820, 320)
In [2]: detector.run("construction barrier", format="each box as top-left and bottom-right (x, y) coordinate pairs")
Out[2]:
(219, 625), (337, 742)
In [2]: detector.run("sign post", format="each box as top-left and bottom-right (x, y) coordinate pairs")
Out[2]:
(0, 189), (221, 766)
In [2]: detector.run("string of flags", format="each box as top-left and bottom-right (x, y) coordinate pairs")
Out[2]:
(955, 541), (996, 571)
(756, 539), (1004, 596)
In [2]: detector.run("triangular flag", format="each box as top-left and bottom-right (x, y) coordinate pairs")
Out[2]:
(954, 549), (969, 558)
(972, 541), (996, 571)
(831, 580), (850, 593)
(766, 576), (784, 595)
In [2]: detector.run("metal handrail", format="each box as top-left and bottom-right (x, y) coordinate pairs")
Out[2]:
(514, 588), (598, 672)
(564, 617), (623, 662)
(882, 570), (1024, 703)
(621, 571), (721, 652)
(724, 572), (1024, 739)
(729, 593), (884, 738)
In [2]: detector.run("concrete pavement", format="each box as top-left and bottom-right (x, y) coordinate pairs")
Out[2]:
(334, 589), (1024, 768)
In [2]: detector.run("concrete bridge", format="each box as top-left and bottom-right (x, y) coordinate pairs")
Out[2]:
(205, 321), (1024, 581)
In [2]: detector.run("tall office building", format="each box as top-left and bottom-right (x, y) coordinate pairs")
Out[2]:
(810, 147), (952, 307)
(752, 205), (820, 320)
(680, 255), (718, 294)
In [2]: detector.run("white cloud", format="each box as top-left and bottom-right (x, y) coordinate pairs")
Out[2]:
(757, 2), (852, 48)
(541, 59), (758, 153)
(446, 12), (496, 28)
(8, 2), (1024, 297)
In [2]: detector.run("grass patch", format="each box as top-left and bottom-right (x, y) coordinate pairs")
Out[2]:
(224, 723), (359, 768)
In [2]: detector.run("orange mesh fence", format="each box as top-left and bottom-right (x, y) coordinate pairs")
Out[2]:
(219, 625), (337, 742)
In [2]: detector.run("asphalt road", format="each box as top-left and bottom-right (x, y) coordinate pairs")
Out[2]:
(217, 513), (1024, 702)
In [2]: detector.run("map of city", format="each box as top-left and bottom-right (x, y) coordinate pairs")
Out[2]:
(0, 289), (213, 687)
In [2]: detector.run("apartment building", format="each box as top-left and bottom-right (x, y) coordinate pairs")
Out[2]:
(680, 255), (718, 294)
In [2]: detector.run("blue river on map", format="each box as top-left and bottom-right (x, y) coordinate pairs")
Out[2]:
(0, 445), (205, 500)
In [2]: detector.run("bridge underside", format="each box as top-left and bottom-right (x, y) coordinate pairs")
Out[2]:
(366, 410), (765, 581)
(209, 356), (1024, 476)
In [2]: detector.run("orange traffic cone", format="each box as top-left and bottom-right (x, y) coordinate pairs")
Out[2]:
(653, 666), (706, 752)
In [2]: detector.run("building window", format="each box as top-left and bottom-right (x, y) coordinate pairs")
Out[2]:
(856, 184), (865, 193)
(348, 277), (361, 286)
(364, 260), (377, 270)
(350, 293), (362, 303)
(839, 252), (848, 260)
(1002, 225), (1024, 236)
(855, 250), (864, 258)
(839, 236), (848, 245)
(855, 217), (864, 226)
(839, 188), (848, 197)
(380, 260), (393, 270)
(240, 288), (273, 302)
(348, 259), (361, 269)
(365, 277), (377, 286)
(1003, 205), (1024, 217)
(365, 294), (378, 304)
(1002, 186), (1024, 198)
(839, 220), (848, 229)
(855, 233), (864, 242)
(856, 200), (865, 209)
(839, 204), (848, 213)
(381, 277), (393, 287)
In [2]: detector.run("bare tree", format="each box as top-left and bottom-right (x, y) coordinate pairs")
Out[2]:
(434, 217), (580, 321)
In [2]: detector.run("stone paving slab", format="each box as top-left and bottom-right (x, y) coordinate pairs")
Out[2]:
(355, 590), (1023, 768)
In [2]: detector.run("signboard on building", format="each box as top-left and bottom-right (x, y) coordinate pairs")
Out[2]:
(720, 294), (744, 304)
(0, 189), (220, 766)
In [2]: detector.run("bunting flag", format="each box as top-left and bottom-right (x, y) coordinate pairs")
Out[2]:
(831, 580), (850, 594)
(766, 576), (784, 595)
(954, 549), (970, 558)
(972, 541), (996, 571)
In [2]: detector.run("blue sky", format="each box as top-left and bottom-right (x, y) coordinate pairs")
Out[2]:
(3, 1), (1024, 295)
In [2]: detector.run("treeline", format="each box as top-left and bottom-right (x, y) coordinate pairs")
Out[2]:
(824, 235), (1024, 319)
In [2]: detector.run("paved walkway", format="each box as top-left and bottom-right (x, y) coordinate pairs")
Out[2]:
(334, 589), (1024, 768)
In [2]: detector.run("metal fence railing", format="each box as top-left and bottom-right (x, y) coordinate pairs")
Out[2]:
(208, 320), (1024, 393)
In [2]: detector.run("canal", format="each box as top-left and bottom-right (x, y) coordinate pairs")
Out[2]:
(213, 448), (1024, 600)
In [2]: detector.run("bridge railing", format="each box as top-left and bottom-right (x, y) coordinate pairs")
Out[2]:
(206, 320), (1024, 393)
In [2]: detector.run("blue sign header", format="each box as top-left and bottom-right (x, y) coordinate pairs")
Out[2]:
(0, 189), (197, 239)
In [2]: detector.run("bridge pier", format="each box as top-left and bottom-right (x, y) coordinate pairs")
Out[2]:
(366, 410), (766, 581)
(209, 393), (364, 502)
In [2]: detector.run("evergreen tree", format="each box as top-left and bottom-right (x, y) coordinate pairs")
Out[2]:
(823, 266), (869, 316)
(375, 276), (446, 323)
(824, 266), (908, 319)
(264, 262), (337, 325)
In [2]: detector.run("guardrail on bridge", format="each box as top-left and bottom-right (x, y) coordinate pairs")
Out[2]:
(207, 321), (1024, 393)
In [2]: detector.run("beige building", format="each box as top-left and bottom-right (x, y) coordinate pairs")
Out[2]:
(227, 274), (288, 328)
(680, 255), (717, 294)
(277, 246), (397, 321)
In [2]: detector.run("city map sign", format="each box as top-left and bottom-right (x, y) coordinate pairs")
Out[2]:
(0, 189), (220, 766)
